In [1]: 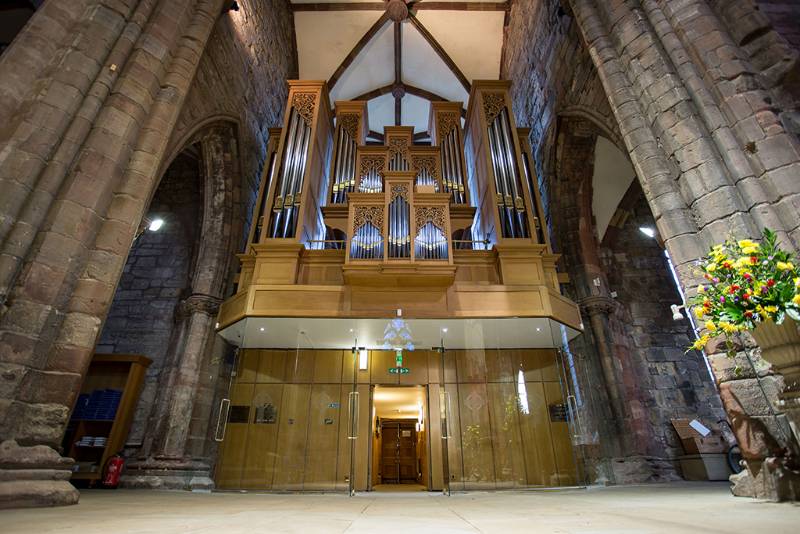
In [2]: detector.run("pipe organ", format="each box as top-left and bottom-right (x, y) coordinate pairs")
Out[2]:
(216, 80), (584, 496)
(224, 79), (578, 328)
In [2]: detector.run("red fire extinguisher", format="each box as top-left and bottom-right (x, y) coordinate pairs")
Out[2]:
(102, 455), (124, 488)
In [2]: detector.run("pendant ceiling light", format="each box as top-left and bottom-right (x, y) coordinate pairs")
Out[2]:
(382, 309), (414, 352)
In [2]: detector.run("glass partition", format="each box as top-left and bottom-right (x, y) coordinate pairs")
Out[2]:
(214, 316), (584, 492)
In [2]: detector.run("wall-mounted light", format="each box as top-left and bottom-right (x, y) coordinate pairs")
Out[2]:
(358, 348), (368, 370)
(148, 218), (164, 232)
(670, 304), (685, 321)
(639, 226), (655, 238)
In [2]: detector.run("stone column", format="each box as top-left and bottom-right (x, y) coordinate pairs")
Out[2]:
(568, 0), (800, 499)
(0, 0), (228, 508)
(580, 296), (627, 430)
(122, 295), (221, 490)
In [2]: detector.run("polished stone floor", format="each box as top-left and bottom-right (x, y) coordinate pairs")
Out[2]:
(3, 482), (799, 533)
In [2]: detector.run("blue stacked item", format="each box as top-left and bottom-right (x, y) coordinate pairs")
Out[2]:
(72, 389), (122, 421)
(71, 393), (91, 421)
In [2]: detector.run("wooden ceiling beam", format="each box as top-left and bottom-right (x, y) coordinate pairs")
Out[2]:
(407, 14), (470, 93)
(403, 83), (467, 118)
(292, 2), (509, 12)
(328, 12), (390, 90)
(352, 84), (394, 102)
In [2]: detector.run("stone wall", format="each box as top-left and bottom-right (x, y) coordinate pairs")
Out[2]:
(501, 0), (622, 227)
(601, 191), (724, 463)
(170, 0), (297, 254)
(0, 0), (298, 507)
(96, 149), (203, 447)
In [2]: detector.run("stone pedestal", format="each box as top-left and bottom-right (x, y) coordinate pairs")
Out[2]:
(0, 441), (78, 509)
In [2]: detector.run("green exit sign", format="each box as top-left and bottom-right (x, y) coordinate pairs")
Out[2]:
(388, 367), (410, 374)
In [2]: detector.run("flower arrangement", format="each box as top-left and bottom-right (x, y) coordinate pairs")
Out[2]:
(688, 229), (800, 352)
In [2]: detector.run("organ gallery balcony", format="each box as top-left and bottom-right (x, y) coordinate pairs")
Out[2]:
(216, 80), (581, 334)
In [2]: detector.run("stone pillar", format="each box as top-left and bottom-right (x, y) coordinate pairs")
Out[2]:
(121, 295), (221, 490)
(568, 0), (800, 499)
(0, 0), (228, 508)
(580, 296), (627, 430)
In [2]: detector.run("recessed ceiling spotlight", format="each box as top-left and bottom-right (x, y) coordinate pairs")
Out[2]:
(259, 327), (265, 332)
(442, 327), (448, 333)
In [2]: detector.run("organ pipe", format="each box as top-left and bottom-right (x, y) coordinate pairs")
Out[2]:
(440, 129), (465, 204)
(331, 128), (357, 204)
(487, 107), (529, 239)
(269, 108), (312, 238)
(388, 194), (410, 259)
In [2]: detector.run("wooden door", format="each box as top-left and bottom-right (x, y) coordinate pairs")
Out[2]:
(380, 420), (417, 484)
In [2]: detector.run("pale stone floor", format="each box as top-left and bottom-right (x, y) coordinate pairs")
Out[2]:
(3, 482), (800, 533)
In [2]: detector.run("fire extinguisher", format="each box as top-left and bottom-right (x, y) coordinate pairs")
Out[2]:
(102, 454), (124, 488)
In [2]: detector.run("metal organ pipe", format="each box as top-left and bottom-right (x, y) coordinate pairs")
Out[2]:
(487, 119), (513, 238)
(270, 109), (300, 237)
(331, 127), (345, 203)
(499, 108), (529, 238)
(282, 117), (312, 238)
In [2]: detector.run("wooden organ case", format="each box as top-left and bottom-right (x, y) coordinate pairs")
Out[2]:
(220, 79), (580, 335)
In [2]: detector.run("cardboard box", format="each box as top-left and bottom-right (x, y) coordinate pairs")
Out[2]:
(671, 418), (727, 454)
(679, 453), (732, 481)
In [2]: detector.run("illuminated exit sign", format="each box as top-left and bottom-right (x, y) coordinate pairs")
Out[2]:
(388, 367), (410, 374)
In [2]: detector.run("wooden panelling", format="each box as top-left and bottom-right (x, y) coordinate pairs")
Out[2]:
(304, 385), (343, 490)
(257, 350), (287, 383)
(443, 382), (465, 491)
(486, 348), (514, 382)
(456, 382), (495, 488)
(215, 348), (578, 491)
(272, 384), (311, 490)
(285, 349), (315, 383)
(487, 382), (527, 488)
(521, 381), (558, 486)
(215, 382), (254, 489)
(240, 383), (283, 488)
(544, 381), (578, 486)
(313, 350), (344, 383)
(455, 349), (487, 383)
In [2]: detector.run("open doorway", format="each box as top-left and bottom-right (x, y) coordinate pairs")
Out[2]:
(371, 386), (428, 492)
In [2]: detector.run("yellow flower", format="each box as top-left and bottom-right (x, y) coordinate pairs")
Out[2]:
(705, 321), (717, 332)
(697, 285), (705, 293)
(793, 294), (800, 306)
(738, 239), (756, 249)
(742, 246), (759, 255)
(719, 322), (739, 334)
(706, 263), (717, 272)
(764, 305), (778, 313)
(692, 334), (710, 351)
(694, 307), (706, 319)
(777, 261), (795, 271)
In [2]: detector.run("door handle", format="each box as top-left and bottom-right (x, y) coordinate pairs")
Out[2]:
(214, 398), (231, 442)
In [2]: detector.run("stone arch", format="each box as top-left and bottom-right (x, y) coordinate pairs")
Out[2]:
(90, 119), (245, 490)
(542, 114), (725, 483)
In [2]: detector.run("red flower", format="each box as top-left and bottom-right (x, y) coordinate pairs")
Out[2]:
(744, 310), (754, 318)
(723, 261), (732, 269)
(743, 293), (750, 300)
(728, 284), (740, 294)
(750, 256), (757, 264)
(767, 279), (776, 287)
(743, 273), (752, 280)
